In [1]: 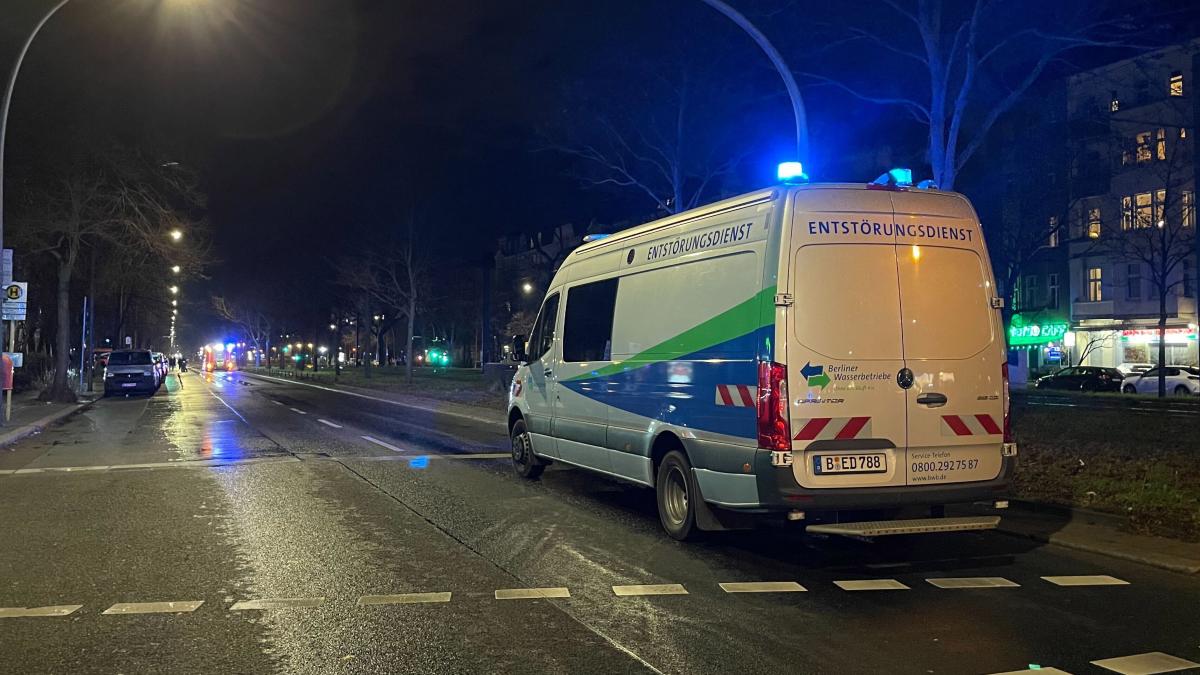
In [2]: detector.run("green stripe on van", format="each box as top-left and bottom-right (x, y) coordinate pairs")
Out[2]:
(567, 285), (776, 381)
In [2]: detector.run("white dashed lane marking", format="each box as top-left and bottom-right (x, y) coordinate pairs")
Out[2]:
(358, 593), (451, 605)
(1042, 575), (1129, 587)
(613, 584), (688, 597)
(361, 435), (406, 453)
(1091, 651), (1200, 674)
(719, 582), (806, 593)
(102, 601), (204, 615)
(317, 419), (343, 429)
(0, 605), (83, 618)
(834, 579), (910, 591)
(290, 407), (307, 415)
(926, 577), (1020, 589)
(272, 400), (284, 405)
(495, 587), (570, 600)
(230, 598), (325, 610)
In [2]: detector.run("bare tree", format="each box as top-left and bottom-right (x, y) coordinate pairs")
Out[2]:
(212, 296), (273, 367)
(1075, 330), (1116, 366)
(802, 0), (1152, 189)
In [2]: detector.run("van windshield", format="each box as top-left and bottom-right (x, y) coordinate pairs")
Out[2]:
(897, 245), (994, 360)
(108, 351), (152, 366)
(793, 244), (902, 360)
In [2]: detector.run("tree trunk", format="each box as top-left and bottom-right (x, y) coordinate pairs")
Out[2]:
(1158, 291), (1168, 397)
(405, 300), (416, 384)
(43, 258), (77, 402)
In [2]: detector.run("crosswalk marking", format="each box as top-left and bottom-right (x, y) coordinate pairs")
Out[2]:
(290, 407), (307, 415)
(719, 582), (806, 593)
(495, 588), (571, 600)
(926, 577), (1020, 589)
(102, 601), (204, 615)
(613, 584), (688, 597)
(358, 593), (451, 605)
(834, 579), (910, 591)
(1091, 651), (1200, 674)
(317, 419), (343, 429)
(1042, 575), (1129, 587)
(0, 605), (83, 618)
(361, 435), (405, 453)
(230, 598), (325, 610)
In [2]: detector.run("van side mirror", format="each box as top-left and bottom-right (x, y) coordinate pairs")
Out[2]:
(512, 335), (527, 363)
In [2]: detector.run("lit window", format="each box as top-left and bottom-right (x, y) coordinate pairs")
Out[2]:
(1136, 132), (1152, 163)
(1110, 94), (1120, 112)
(1135, 191), (1153, 228)
(1170, 72), (1184, 97)
(1185, 191), (1195, 227)
(1088, 267), (1103, 302)
(1182, 128), (1188, 139)
(1156, 128), (1167, 161)
(1087, 207), (1102, 238)
(1154, 189), (1166, 225)
(1048, 216), (1059, 247)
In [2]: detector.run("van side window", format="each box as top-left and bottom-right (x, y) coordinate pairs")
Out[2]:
(562, 278), (618, 362)
(528, 294), (560, 361)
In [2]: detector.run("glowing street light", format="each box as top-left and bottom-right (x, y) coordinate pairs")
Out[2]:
(169, 229), (183, 242)
(169, 285), (178, 294)
(522, 282), (533, 294)
(171, 265), (181, 273)
(171, 299), (177, 307)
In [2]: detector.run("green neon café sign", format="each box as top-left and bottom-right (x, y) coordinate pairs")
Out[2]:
(1008, 316), (1069, 346)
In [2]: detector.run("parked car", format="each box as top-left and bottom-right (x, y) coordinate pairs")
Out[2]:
(1116, 362), (1154, 375)
(151, 352), (167, 385)
(104, 350), (161, 395)
(1121, 366), (1200, 396)
(1034, 366), (1124, 392)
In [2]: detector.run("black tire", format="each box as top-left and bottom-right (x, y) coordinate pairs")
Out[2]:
(1122, 384), (1136, 394)
(656, 449), (701, 541)
(510, 419), (545, 479)
(1174, 385), (1190, 396)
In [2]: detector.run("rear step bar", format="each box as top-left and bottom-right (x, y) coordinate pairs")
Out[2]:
(805, 516), (1000, 537)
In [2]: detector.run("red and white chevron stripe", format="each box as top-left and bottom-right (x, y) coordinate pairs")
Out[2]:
(714, 384), (756, 407)
(793, 417), (872, 441)
(940, 414), (1003, 437)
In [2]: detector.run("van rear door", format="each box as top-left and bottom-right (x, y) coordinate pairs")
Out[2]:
(787, 189), (907, 489)
(893, 192), (1004, 485)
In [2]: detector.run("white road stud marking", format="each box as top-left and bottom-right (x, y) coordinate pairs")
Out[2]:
(358, 592), (451, 605)
(1042, 575), (1129, 587)
(613, 584), (688, 597)
(984, 662), (1070, 667)
(0, 605), (83, 618)
(833, 579), (910, 591)
(719, 582), (807, 593)
(926, 577), (1019, 589)
(290, 408), (307, 415)
(361, 435), (405, 453)
(317, 419), (343, 429)
(230, 598), (325, 610)
(102, 601), (204, 615)
(495, 587), (571, 600)
(1091, 651), (1200, 674)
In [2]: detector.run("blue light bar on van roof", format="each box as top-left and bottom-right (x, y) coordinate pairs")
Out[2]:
(777, 161), (808, 183)
(870, 167), (914, 188)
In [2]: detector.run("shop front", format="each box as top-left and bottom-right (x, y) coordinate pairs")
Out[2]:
(1071, 323), (1199, 368)
(1006, 314), (1070, 387)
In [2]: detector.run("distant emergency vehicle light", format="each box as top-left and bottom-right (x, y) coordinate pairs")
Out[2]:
(776, 161), (808, 183)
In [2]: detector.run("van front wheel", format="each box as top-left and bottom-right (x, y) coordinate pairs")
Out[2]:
(656, 450), (700, 541)
(510, 419), (544, 480)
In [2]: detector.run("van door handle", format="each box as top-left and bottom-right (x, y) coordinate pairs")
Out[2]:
(543, 368), (553, 377)
(916, 392), (948, 407)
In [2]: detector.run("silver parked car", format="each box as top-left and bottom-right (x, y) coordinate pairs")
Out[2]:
(1121, 366), (1200, 396)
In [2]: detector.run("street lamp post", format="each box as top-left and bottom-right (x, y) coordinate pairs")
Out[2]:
(0, 0), (72, 363)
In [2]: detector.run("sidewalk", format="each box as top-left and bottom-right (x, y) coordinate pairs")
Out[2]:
(245, 370), (1200, 575)
(0, 390), (96, 450)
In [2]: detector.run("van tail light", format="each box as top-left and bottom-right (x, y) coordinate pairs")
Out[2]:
(1001, 362), (1013, 443)
(757, 361), (791, 451)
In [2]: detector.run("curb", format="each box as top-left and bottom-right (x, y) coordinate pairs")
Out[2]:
(993, 524), (1200, 575)
(0, 399), (96, 449)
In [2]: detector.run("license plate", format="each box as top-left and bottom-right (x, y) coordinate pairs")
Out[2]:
(813, 453), (887, 475)
(121, 382), (137, 388)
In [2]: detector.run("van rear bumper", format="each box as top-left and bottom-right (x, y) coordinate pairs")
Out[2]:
(724, 450), (1014, 512)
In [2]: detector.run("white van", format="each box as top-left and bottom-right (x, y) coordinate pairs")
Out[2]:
(507, 172), (1016, 540)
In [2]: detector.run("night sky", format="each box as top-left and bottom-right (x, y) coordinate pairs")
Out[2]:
(3, 0), (1195, 343)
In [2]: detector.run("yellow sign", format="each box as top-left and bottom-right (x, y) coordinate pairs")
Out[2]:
(5, 285), (21, 300)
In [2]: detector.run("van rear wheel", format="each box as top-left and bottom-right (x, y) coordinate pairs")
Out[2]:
(656, 450), (700, 541)
(510, 419), (544, 480)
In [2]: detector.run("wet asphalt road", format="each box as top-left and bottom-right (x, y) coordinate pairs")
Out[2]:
(1, 371), (1198, 675)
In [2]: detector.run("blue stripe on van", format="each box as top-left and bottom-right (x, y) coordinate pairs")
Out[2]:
(558, 326), (770, 440)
